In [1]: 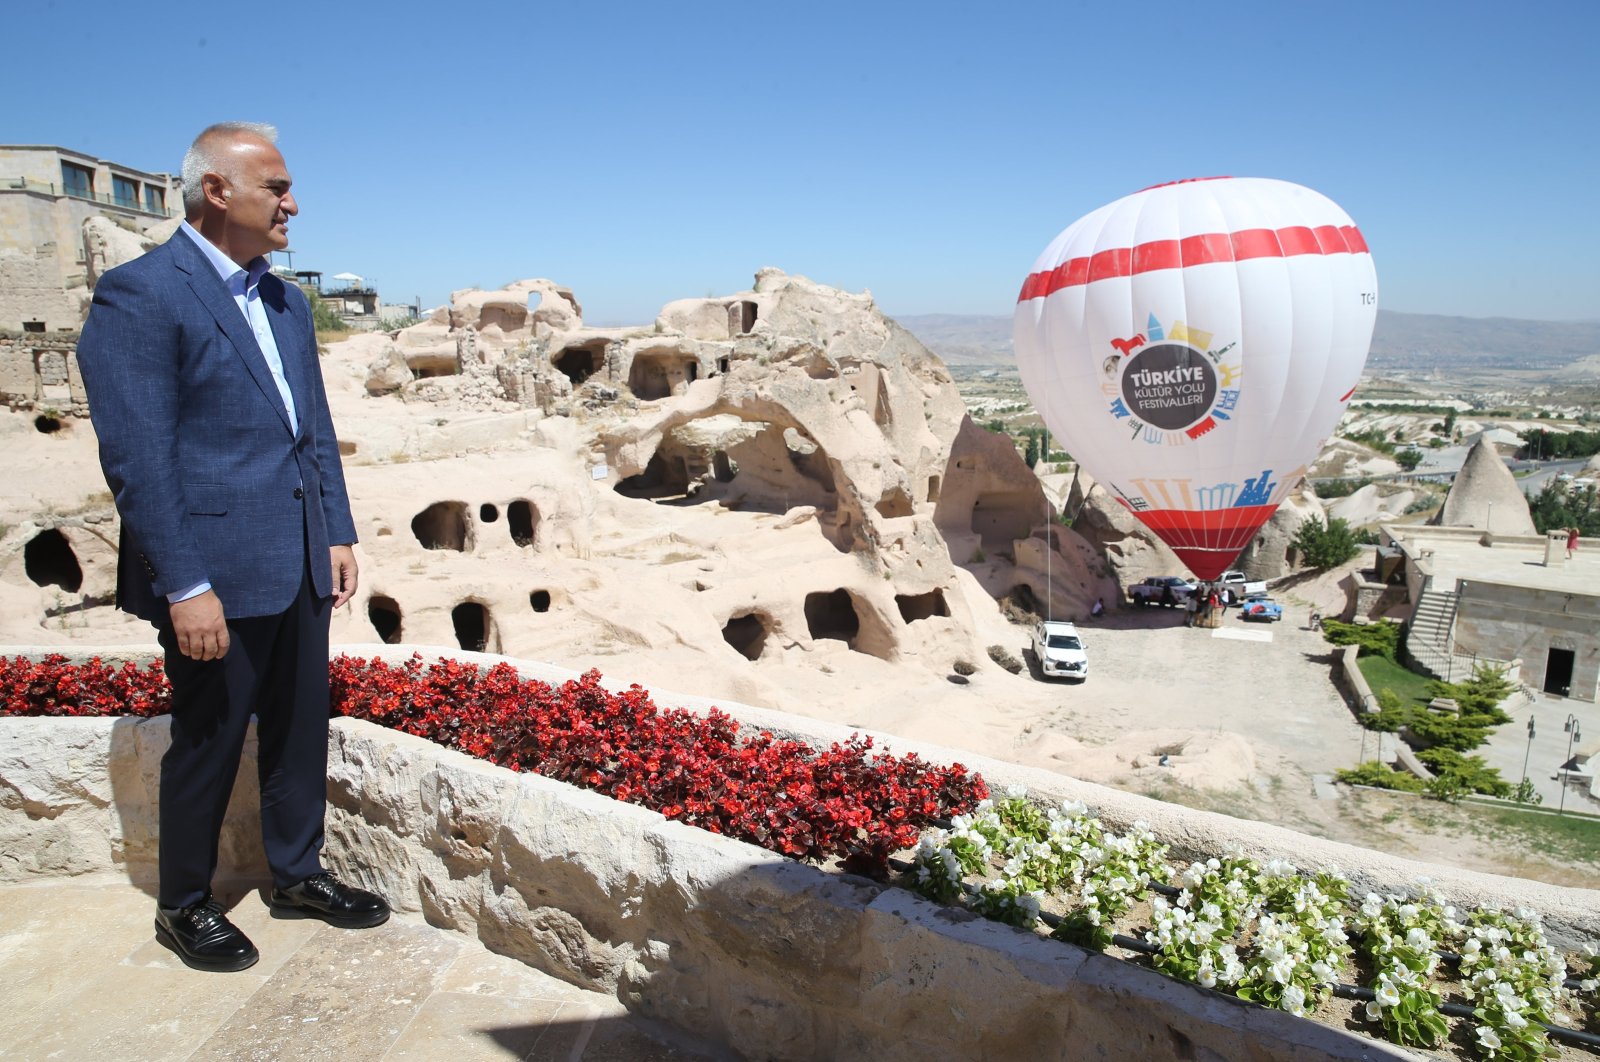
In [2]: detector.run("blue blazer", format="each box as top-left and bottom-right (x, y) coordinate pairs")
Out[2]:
(76, 231), (358, 623)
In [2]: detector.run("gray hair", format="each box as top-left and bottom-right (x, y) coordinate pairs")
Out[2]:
(180, 122), (279, 214)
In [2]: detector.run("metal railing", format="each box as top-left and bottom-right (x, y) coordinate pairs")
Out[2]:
(1, 177), (177, 217)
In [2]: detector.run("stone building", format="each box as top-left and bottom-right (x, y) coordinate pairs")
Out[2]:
(0, 144), (181, 331)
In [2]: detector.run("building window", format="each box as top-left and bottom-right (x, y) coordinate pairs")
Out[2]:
(61, 162), (93, 200)
(112, 175), (139, 209)
(144, 185), (165, 213)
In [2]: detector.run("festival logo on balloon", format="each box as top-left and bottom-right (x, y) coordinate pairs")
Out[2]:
(1104, 314), (1240, 445)
(1014, 176), (1376, 580)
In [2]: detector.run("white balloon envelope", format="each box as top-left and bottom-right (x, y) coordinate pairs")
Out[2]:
(1013, 177), (1377, 579)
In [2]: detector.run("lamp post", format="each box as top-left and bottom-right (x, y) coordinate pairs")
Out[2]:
(1559, 714), (1582, 816)
(1521, 714), (1536, 794)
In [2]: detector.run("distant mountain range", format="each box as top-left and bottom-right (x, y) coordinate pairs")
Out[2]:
(893, 310), (1600, 371)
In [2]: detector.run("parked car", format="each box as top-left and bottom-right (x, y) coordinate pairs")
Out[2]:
(1128, 576), (1197, 607)
(1215, 569), (1268, 605)
(1031, 620), (1088, 681)
(1238, 596), (1283, 622)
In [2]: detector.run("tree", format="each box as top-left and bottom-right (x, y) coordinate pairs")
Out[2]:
(1023, 431), (1040, 469)
(1442, 409), (1457, 438)
(1395, 448), (1423, 472)
(1527, 479), (1600, 536)
(1291, 515), (1361, 570)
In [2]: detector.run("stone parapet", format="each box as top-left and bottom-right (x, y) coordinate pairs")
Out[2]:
(5, 642), (1600, 1058)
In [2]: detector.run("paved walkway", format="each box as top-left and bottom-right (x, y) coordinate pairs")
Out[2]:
(0, 878), (721, 1061)
(1479, 689), (1600, 811)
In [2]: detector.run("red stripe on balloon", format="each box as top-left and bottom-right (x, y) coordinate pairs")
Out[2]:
(1018, 224), (1370, 302)
(1339, 385), (1357, 402)
(1124, 505), (1279, 580)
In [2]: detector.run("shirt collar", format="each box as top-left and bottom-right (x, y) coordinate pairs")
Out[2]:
(179, 220), (271, 290)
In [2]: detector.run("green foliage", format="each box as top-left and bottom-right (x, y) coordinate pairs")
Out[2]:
(1415, 747), (1511, 797)
(1292, 515), (1362, 570)
(1335, 761), (1425, 792)
(983, 418), (1006, 434)
(1427, 663), (1514, 718)
(307, 290), (347, 336)
(1313, 477), (1373, 499)
(1521, 426), (1600, 459)
(1395, 448), (1423, 472)
(1024, 432), (1040, 468)
(1322, 618), (1400, 660)
(1526, 479), (1600, 537)
(1343, 427), (1398, 455)
(1442, 409), (1457, 437)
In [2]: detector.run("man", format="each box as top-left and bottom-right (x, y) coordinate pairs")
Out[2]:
(77, 122), (389, 973)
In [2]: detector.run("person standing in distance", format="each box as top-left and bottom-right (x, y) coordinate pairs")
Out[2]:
(76, 122), (389, 973)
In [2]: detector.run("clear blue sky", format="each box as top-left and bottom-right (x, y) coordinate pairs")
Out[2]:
(9, 0), (1598, 325)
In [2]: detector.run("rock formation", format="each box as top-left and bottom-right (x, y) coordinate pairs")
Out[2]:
(1431, 438), (1537, 534)
(0, 269), (1106, 718)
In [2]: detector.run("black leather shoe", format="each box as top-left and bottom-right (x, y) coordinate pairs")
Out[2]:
(154, 896), (259, 972)
(270, 872), (390, 928)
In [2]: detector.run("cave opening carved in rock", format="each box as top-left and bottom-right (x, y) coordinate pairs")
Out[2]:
(479, 503), (499, 524)
(553, 340), (606, 386)
(529, 589), (551, 613)
(409, 353), (457, 379)
(616, 451), (692, 501)
(896, 589), (949, 623)
(721, 612), (769, 661)
(1007, 583), (1042, 616)
(451, 601), (497, 653)
(24, 528), (83, 593)
(412, 501), (472, 551)
(508, 500), (537, 547)
(971, 490), (1037, 553)
(627, 350), (700, 401)
(368, 595), (402, 644)
(718, 423), (838, 516)
(876, 486), (914, 519)
(803, 589), (895, 659)
(730, 300), (757, 335)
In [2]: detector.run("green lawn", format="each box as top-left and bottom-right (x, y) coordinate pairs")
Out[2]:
(1357, 654), (1435, 708)
(1472, 803), (1600, 866)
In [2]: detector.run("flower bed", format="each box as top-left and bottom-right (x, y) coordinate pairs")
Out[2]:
(0, 653), (987, 875)
(908, 789), (1600, 1060)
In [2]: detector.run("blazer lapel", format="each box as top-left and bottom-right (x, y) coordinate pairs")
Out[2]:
(170, 234), (296, 437)
(263, 276), (310, 439)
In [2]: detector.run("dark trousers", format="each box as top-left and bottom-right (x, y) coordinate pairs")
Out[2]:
(156, 562), (331, 909)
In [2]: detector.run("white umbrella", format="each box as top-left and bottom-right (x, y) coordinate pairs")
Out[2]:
(331, 272), (363, 284)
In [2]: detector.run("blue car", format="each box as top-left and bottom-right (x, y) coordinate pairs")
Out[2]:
(1239, 597), (1283, 623)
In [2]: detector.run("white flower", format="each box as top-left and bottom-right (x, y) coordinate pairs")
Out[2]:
(1360, 894), (1383, 918)
(1375, 981), (1401, 1008)
(1476, 1026), (1502, 1050)
(1005, 784), (1027, 799)
(1198, 965), (1217, 989)
(1405, 928), (1431, 952)
(1504, 1009), (1528, 1030)
(1281, 984), (1306, 1016)
(1364, 1001), (1382, 1022)
(1582, 978), (1598, 993)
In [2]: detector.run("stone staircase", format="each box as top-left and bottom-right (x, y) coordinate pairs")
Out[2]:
(1405, 589), (1459, 679)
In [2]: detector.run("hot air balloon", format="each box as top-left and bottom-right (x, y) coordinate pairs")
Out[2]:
(1013, 177), (1376, 580)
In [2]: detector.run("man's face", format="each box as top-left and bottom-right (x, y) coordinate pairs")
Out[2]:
(217, 137), (298, 263)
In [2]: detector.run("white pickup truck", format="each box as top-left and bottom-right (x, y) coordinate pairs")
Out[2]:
(1215, 569), (1267, 605)
(1128, 576), (1196, 607)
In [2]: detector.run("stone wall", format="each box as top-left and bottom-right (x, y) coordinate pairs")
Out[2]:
(0, 329), (86, 414)
(1456, 580), (1600, 702)
(5, 643), (1600, 1059)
